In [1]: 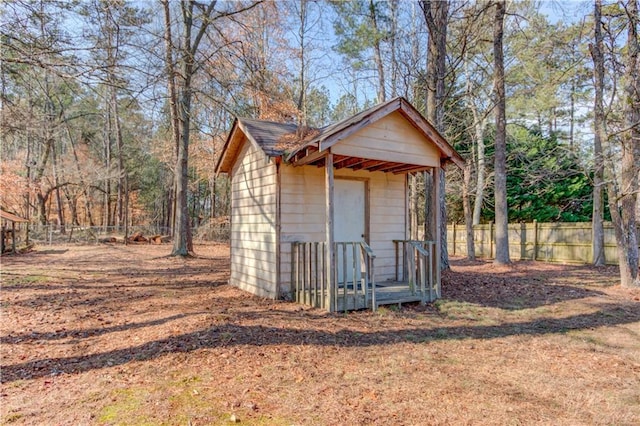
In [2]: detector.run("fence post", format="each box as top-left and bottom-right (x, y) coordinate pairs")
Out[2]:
(489, 222), (494, 259)
(452, 222), (457, 256)
(533, 220), (538, 261)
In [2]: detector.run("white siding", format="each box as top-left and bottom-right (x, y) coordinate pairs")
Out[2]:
(230, 138), (278, 298)
(332, 111), (441, 167)
(279, 164), (406, 296)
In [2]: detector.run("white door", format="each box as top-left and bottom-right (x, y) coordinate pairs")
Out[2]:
(334, 179), (366, 286)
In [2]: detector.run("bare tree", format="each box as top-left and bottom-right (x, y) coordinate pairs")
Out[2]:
(420, 0), (450, 269)
(607, 0), (639, 287)
(493, 0), (510, 265)
(462, 160), (475, 259)
(589, 0), (606, 266)
(162, 0), (260, 256)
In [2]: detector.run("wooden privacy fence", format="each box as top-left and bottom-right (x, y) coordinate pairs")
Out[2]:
(447, 221), (637, 265)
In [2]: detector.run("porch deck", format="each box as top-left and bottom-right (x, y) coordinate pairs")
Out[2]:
(292, 240), (440, 312)
(335, 282), (433, 311)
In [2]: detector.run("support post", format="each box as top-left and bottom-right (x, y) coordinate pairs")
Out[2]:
(325, 152), (336, 312)
(12, 222), (16, 252)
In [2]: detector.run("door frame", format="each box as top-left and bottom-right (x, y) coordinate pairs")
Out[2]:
(334, 176), (370, 244)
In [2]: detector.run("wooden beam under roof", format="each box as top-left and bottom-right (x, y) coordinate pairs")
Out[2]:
(391, 164), (433, 174)
(352, 159), (389, 171)
(333, 157), (369, 169)
(289, 145), (321, 165)
(332, 155), (356, 169)
(366, 161), (408, 173)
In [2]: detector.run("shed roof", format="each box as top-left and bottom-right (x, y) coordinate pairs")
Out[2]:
(216, 96), (464, 174)
(0, 209), (28, 223)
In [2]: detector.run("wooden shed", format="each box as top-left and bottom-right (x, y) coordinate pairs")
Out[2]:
(1, 209), (29, 254)
(216, 97), (464, 311)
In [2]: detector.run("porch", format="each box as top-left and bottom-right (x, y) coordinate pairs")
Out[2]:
(291, 240), (439, 311)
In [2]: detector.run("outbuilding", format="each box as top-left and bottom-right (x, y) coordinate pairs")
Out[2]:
(0, 209), (29, 254)
(216, 97), (464, 311)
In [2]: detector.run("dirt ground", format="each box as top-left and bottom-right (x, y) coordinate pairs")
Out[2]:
(1, 243), (639, 425)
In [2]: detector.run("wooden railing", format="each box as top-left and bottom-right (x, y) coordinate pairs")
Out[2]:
(393, 240), (439, 302)
(291, 241), (376, 311)
(291, 241), (328, 309)
(335, 241), (377, 312)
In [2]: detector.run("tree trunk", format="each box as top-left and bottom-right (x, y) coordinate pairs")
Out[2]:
(609, 0), (639, 287)
(369, 0), (386, 103)
(64, 122), (95, 226)
(295, 0), (308, 127)
(463, 50), (488, 227)
(162, 0), (179, 236)
(589, 0), (606, 266)
(63, 188), (79, 226)
(439, 167), (449, 269)
(472, 117), (487, 226)
(463, 160), (475, 260)
(103, 96), (112, 230)
(423, 171), (432, 241)
(390, 0), (399, 98)
(112, 89), (125, 230)
(51, 139), (65, 234)
(421, 0), (449, 269)
(167, 0), (221, 256)
(493, 0), (510, 265)
(172, 1), (195, 256)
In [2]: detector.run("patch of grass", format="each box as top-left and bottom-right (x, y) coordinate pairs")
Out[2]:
(566, 330), (612, 348)
(219, 331), (234, 344)
(435, 299), (489, 321)
(503, 297), (526, 310)
(97, 378), (295, 426)
(98, 388), (153, 425)
(375, 305), (400, 316)
(2, 412), (23, 423)
(2, 274), (50, 287)
(403, 332), (431, 343)
(434, 328), (450, 339)
(216, 413), (296, 426)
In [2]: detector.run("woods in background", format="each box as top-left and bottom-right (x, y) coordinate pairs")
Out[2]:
(1, 0), (637, 284)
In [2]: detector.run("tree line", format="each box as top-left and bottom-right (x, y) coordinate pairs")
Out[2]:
(1, 0), (637, 286)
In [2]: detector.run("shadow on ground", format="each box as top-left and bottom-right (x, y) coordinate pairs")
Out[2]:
(2, 300), (638, 383)
(442, 260), (616, 310)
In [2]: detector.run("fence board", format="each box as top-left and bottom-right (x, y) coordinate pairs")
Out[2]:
(447, 222), (638, 266)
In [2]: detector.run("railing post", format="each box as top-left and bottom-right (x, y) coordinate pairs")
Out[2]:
(352, 243), (357, 309)
(408, 244), (416, 294)
(361, 244), (368, 308)
(321, 242), (326, 309)
(370, 255), (376, 311)
(433, 242), (439, 298)
(302, 243), (308, 306)
(292, 243), (298, 304)
(331, 243), (339, 312)
(394, 240), (399, 282)
(314, 242), (319, 308)
(431, 242), (436, 300)
(420, 251), (426, 303)
(342, 243), (348, 313)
